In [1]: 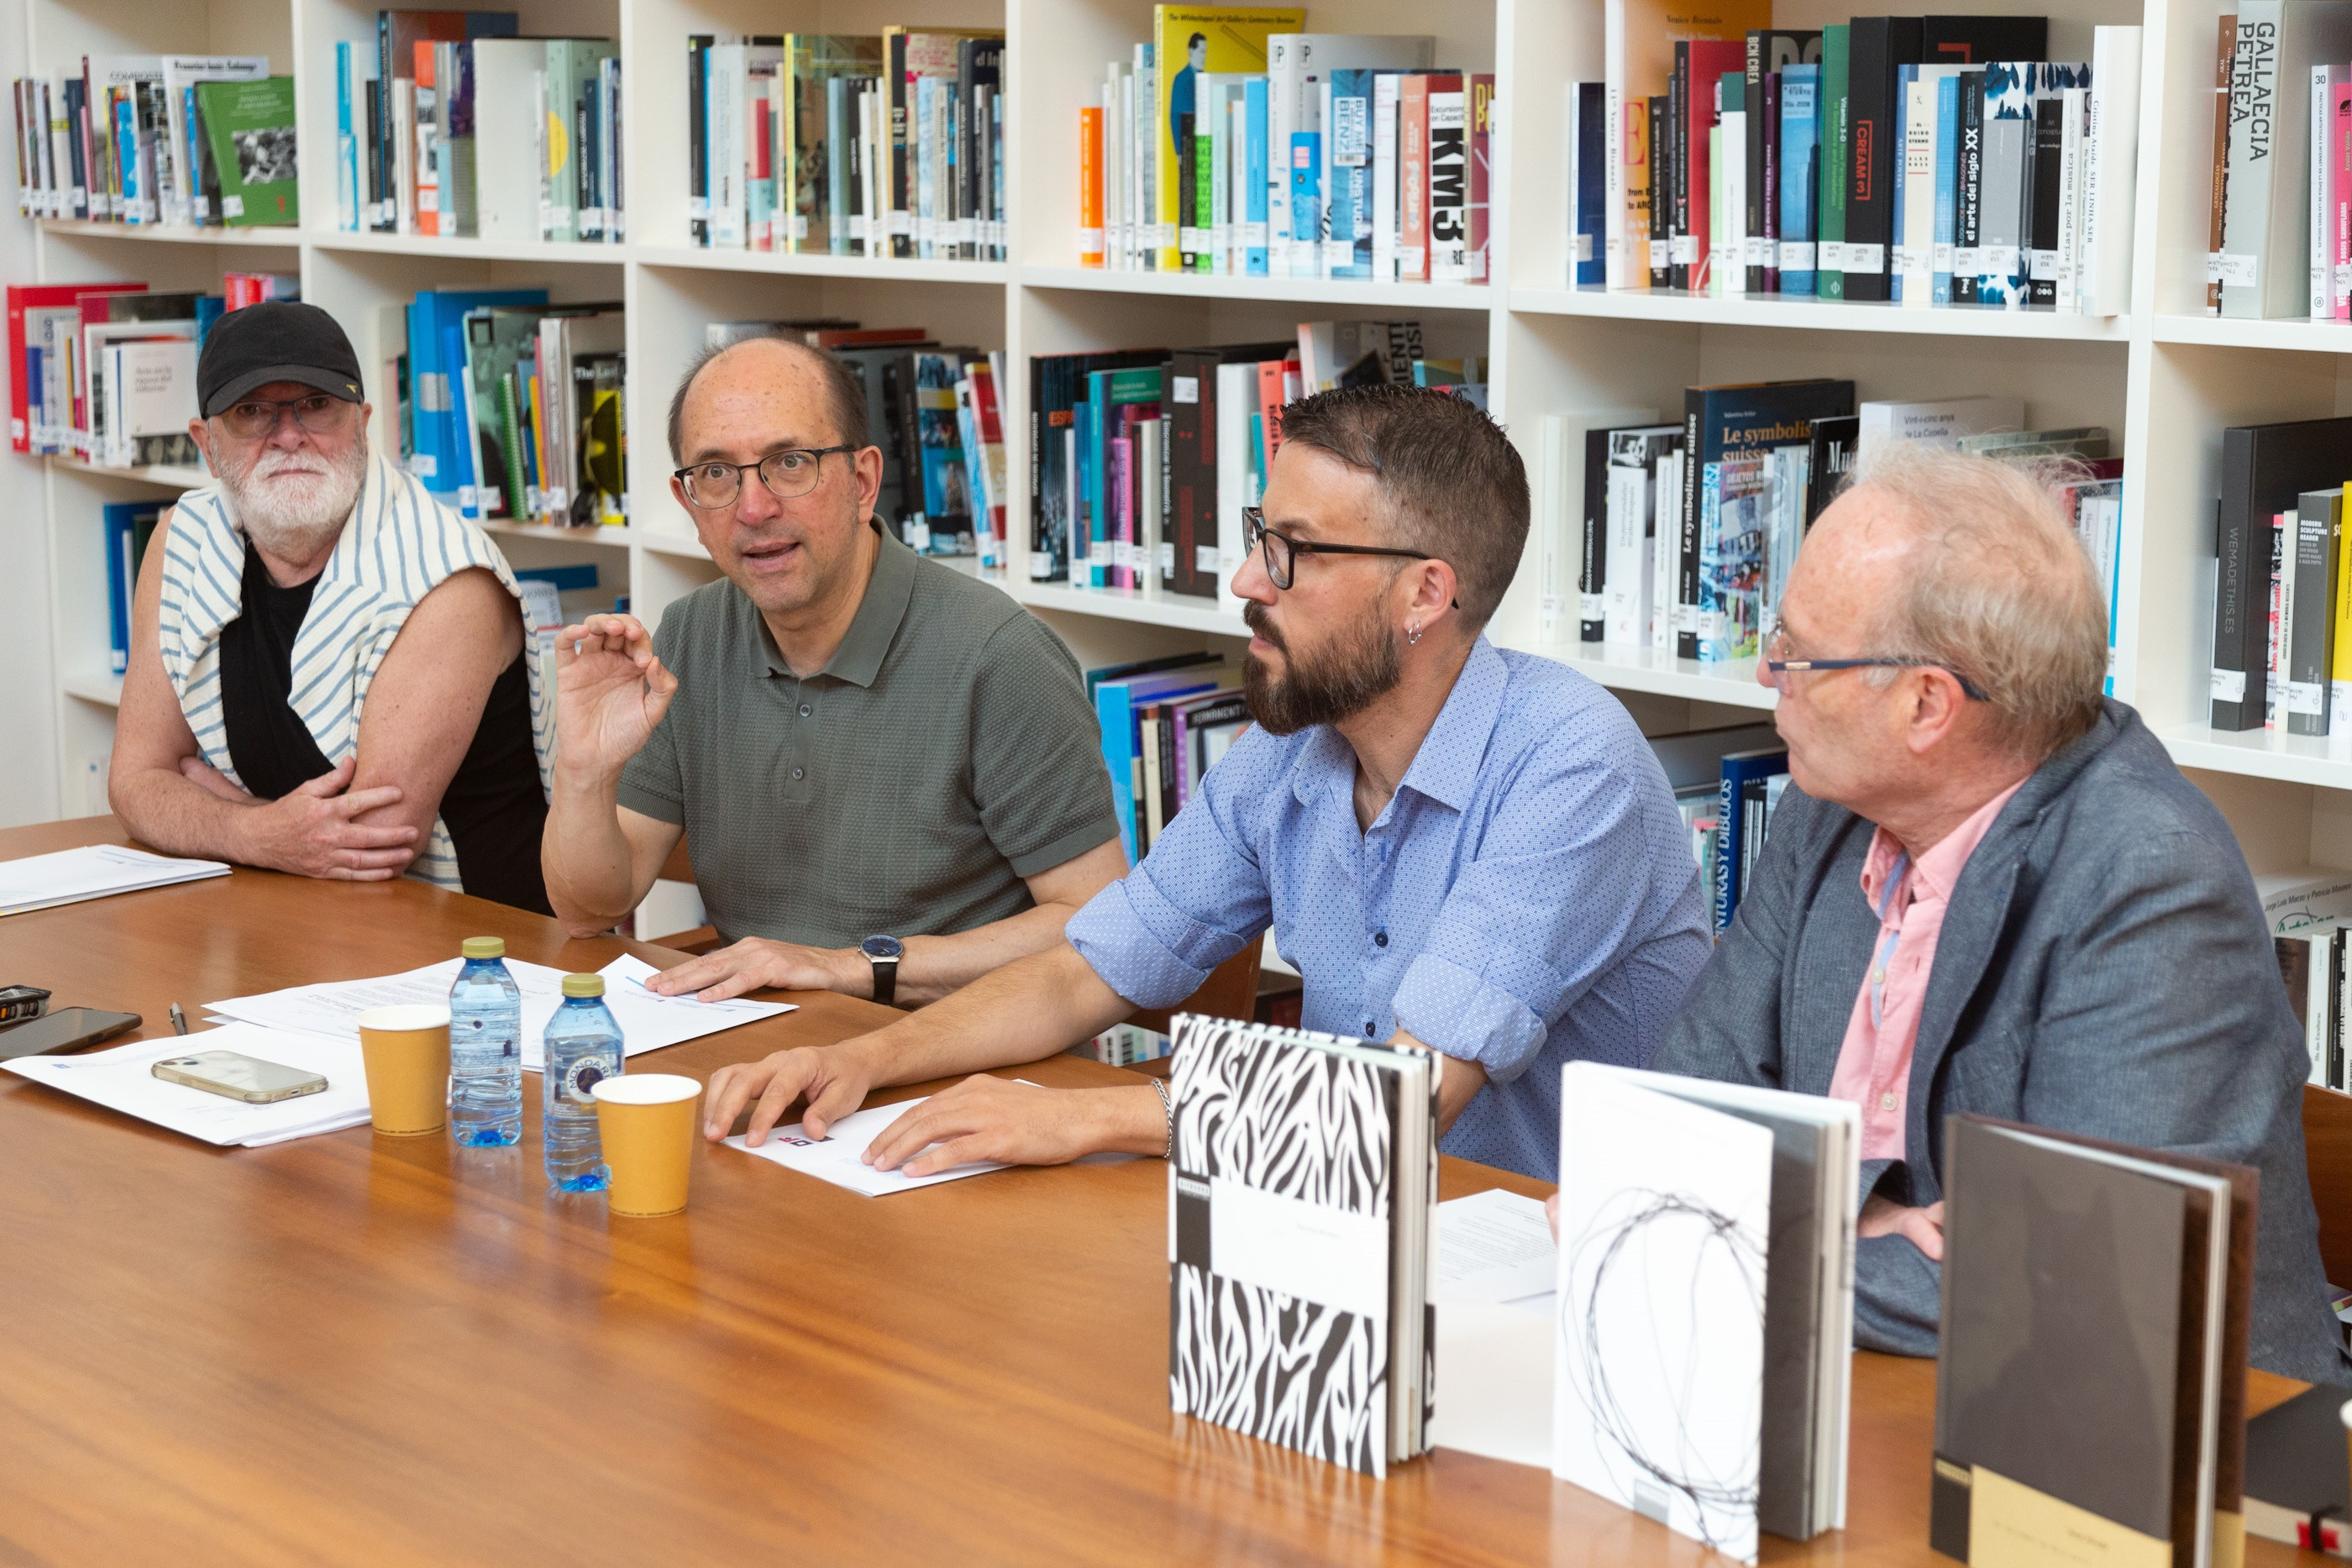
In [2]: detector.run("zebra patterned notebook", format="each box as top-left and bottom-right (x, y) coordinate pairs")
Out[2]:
(1166, 1014), (1439, 1478)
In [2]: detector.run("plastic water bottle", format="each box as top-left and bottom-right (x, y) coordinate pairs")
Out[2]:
(543, 973), (623, 1192)
(447, 936), (522, 1146)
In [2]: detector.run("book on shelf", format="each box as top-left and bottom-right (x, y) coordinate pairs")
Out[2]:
(2209, 416), (2352, 731)
(1534, 406), (1655, 644)
(1552, 1062), (1857, 1560)
(367, 11), (517, 235)
(2219, 2), (2352, 317)
(103, 499), (165, 674)
(1168, 1012), (1437, 1478)
(1094, 658), (1236, 862)
(1929, 1114), (2254, 1568)
(1677, 380), (1855, 660)
(8, 282), (140, 452)
(1603, 0), (1772, 289)
(10, 54), (294, 228)
(192, 76), (296, 227)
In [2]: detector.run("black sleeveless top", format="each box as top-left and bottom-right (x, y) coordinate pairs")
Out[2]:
(217, 543), (553, 914)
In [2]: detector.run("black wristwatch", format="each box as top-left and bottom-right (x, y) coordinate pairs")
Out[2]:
(862, 935), (905, 1006)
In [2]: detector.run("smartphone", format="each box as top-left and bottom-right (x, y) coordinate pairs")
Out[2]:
(0, 1007), (141, 1059)
(151, 1050), (328, 1104)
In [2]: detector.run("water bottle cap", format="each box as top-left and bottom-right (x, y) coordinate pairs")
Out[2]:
(461, 936), (506, 959)
(561, 973), (605, 998)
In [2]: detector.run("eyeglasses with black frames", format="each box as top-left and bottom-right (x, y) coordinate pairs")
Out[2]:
(674, 444), (858, 509)
(216, 393), (353, 441)
(1761, 627), (1988, 701)
(1244, 507), (1457, 607)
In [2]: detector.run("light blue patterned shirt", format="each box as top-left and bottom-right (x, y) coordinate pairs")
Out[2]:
(1066, 637), (1713, 1178)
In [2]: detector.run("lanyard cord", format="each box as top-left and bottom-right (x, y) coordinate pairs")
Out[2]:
(1869, 852), (1911, 1033)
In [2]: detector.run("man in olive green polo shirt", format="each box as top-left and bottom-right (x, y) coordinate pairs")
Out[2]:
(542, 337), (1126, 1007)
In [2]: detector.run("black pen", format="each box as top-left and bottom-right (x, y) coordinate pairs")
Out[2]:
(169, 1003), (187, 1036)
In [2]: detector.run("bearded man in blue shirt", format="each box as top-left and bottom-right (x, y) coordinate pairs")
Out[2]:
(701, 384), (1712, 1179)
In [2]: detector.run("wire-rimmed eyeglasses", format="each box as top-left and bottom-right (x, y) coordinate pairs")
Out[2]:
(674, 444), (858, 509)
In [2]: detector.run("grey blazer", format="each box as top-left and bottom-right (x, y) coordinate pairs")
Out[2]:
(1653, 700), (2348, 1381)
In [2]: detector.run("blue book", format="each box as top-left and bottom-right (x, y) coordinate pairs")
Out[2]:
(406, 289), (544, 511)
(1095, 666), (1231, 863)
(1573, 81), (1606, 286)
(114, 97), (139, 223)
(1326, 71), (1373, 279)
(1713, 746), (1789, 933)
(1933, 71), (1960, 304)
(1244, 77), (1269, 275)
(102, 501), (164, 674)
(1289, 129), (1321, 264)
(337, 41), (359, 230)
(1777, 65), (1819, 294)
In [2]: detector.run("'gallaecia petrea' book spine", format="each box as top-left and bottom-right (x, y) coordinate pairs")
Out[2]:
(1167, 1013), (1436, 1478)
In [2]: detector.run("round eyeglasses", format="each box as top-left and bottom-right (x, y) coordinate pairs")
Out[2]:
(1761, 628), (1988, 700)
(216, 393), (353, 441)
(1244, 507), (1457, 606)
(674, 444), (858, 509)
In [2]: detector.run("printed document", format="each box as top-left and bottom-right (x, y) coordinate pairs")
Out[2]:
(208, 953), (795, 1070)
(0, 843), (229, 916)
(724, 1096), (1010, 1196)
(1435, 1187), (1557, 1303)
(2, 1020), (370, 1146)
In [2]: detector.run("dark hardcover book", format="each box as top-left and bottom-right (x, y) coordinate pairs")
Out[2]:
(1954, 68), (1985, 302)
(1844, 16), (1924, 302)
(1648, 94), (1672, 289)
(2029, 92), (2066, 306)
(958, 40), (1002, 263)
(2207, 433), (2352, 732)
(1761, 71), (1782, 292)
(687, 34), (711, 245)
(1746, 33), (1823, 292)
(1805, 414), (1859, 527)
(1574, 81), (1606, 286)
(2291, 489), (2344, 737)
(1714, 747), (1788, 931)
(1581, 424), (1610, 642)
(1167, 341), (1291, 599)
(1168, 1015), (1438, 1478)
(1670, 44), (1689, 290)
(1930, 1114), (2250, 1568)
(1922, 13), (2050, 63)
(1679, 380), (1857, 658)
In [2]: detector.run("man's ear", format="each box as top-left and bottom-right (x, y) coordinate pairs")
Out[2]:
(1905, 667), (1974, 755)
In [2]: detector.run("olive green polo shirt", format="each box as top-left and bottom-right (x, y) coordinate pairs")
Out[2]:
(617, 524), (1121, 947)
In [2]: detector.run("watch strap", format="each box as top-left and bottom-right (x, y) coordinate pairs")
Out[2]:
(870, 953), (899, 1007)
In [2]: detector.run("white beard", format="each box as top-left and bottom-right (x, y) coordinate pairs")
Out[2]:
(218, 436), (369, 561)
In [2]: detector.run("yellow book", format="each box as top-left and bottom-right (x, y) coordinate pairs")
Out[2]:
(2333, 481), (2352, 729)
(1152, 6), (1305, 271)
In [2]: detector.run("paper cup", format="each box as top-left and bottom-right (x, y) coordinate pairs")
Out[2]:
(592, 1074), (701, 1217)
(355, 1004), (451, 1136)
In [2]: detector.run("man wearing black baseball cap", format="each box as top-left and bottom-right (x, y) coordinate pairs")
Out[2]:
(108, 301), (556, 912)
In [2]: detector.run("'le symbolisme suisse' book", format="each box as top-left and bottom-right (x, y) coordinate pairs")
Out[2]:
(1167, 1013), (1437, 1478)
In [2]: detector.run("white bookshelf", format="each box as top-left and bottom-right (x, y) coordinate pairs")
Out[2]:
(19, 0), (2352, 894)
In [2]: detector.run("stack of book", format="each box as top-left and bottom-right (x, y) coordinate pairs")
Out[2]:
(2209, 3), (2352, 319)
(2208, 415), (2352, 738)
(685, 30), (1004, 260)
(703, 323), (1008, 564)
(6, 281), (234, 465)
(1080, 12), (1493, 283)
(339, 16), (620, 244)
(1580, 10), (2141, 313)
(13, 56), (297, 228)
(1026, 317), (1451, 595)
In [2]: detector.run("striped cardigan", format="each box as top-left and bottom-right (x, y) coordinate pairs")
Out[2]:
(157, 453), (554, 892)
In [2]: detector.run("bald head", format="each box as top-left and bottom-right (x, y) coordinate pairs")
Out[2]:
(666, 336), (870, 466)
(1803, 440), (2108, 763)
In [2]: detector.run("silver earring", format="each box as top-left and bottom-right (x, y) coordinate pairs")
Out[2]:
(1407, 621), (1423, 646)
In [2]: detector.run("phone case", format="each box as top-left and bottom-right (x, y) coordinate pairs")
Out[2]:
(151, 1050), (328, 1104)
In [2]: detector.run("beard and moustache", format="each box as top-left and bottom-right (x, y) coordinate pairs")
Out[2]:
(216, 430), (369, 561)
(1242, 596), (1404, 735)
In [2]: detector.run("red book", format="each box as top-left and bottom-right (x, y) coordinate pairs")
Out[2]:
(1683, 39), (1745, 291)
(1467, 74), (1495, 283)
(1399, 75), (1431, 281)
(752, 86), (774, 252)
(8, 282), (141, 451)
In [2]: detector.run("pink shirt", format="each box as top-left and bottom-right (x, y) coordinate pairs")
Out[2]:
(1829, 782), (2024, 1162)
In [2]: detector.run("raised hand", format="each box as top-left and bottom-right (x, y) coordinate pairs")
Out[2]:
(554, 613), (680, 783)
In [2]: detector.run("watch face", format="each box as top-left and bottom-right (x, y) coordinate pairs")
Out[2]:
(861, 935), (905, 961)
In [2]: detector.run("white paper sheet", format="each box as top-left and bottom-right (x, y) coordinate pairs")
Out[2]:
(1, 1021), (372, 1146)
(207, 953), (795, 1072)
(0, 843), (230, 916)
(723, 1096), (1010, 1196)
(1435, 1188), (1557, 1304)
(1431, 1296), (1556, 1468)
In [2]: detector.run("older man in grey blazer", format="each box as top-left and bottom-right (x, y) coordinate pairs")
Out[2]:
(1652, 440), (2346, 1381)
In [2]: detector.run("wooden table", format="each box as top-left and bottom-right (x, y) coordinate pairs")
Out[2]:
(0, 817), (2317, 1565)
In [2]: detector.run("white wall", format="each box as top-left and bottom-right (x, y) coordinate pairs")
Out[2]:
(0, 0), (60, 827)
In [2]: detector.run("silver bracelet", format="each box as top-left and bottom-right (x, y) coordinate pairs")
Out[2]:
(1149, 1077), (1174, 1161)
